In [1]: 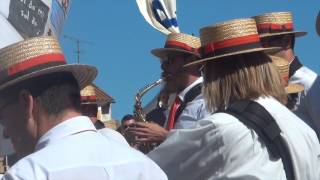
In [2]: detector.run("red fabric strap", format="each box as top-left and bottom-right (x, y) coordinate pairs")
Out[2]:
(203, 34), (260, 56)
(257, 23), (293, 31)
(165, 40), (197, 52)
(8, 53), (66, 76)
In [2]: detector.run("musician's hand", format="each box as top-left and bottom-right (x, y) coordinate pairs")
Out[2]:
(126, 122), (168, 143)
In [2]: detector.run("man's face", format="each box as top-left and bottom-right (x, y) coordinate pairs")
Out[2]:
(0, 96), (36, 157)
(161, 54), (190, 93)
(122, 119), (135, 130)
(260, 35), (294, 58)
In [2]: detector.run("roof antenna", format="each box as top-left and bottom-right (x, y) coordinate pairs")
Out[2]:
(63, 35), (94, 63)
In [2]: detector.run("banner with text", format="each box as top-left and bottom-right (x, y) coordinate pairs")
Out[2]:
(0, 0), (72, 48)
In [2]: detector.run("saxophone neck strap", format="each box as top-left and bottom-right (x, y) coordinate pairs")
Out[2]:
(224, 100), (295, 180)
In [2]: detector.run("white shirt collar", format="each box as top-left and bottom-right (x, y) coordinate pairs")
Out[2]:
(288, 56), (296, 65)
(35, 116), (96, 151)
(178, 77), (203, 102)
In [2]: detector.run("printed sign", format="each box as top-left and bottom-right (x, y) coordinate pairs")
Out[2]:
(8, 0), (50, 37)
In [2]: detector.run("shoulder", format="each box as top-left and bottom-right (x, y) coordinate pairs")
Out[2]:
(3, 155), (46, 179)
(184, 94), (207, 113)
(187, 93), (205, 105)
(199, 112), (254, 140)
(98, 128), (129, 146)
(5, 140), (166, 180)
(158, 113), (245, 155)
(150, 113), (265, 179)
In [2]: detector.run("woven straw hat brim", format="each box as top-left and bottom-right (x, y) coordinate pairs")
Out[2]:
(316, 11), (320, 36)
(259, 31), (307, 38)
(184, 47), (280, 67)
(0, 64), (97, 91)
(151, 48), (200, 59)
(285, 83), (304, 94)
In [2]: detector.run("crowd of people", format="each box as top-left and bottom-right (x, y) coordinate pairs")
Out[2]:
(0, 11), (319, 180)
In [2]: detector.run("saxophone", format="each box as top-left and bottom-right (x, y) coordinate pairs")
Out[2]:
(134, 79), (163, 122)
(131, 79), (163, 153)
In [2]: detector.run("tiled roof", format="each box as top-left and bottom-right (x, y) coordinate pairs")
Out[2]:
(92, 84), (115, 104)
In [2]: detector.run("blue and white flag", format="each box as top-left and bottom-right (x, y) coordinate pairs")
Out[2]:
(136, 0), (180, 35)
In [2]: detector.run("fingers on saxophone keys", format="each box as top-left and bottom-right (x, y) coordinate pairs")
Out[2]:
(133, 122), (148, 127)
(135, 137), (150, 143)
(130, 131), (149, 137)
(126, 127), (150, 134)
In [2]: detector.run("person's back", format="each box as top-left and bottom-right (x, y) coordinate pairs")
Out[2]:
(4, 117), (167, 180)
(149, 97), (320, 180)
(201, 97), (319, 179)
(257, 97), (320, 179)
(98, 127), (130, 146)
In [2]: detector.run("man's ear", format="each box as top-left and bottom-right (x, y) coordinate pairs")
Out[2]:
(19, 90), (34, 120)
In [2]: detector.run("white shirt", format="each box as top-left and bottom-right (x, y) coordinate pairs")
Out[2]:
(289, 66), (320, 138)
(2, 116), (167, 180)
(98, 128), (129, 146)
(148, 97), (320, 180)
(166, 77), (210, 129)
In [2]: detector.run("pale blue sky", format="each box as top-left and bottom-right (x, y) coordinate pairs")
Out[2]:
(60, 0), (320, 120)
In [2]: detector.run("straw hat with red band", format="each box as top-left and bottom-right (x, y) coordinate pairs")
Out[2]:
(185, 18), (280, 67)
(80, 85), (98, 104)
(270, 55), (304, 94)
(0, 36), (97, 91)
(253, 12), (307, 38)
(151, 33), (201, 59)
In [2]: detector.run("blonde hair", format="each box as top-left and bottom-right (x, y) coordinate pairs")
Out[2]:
(203, 52), (287, 112)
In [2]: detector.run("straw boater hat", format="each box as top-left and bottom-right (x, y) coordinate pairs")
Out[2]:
(185, 18), (280, 67)
(270, 55), (304, 94)
(253, 12), (307, 38)
(316, 11), (320, 36)
(151, 33), (201, 59)
(80, 84), (98, 104)
(0, 36), (97, 91)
